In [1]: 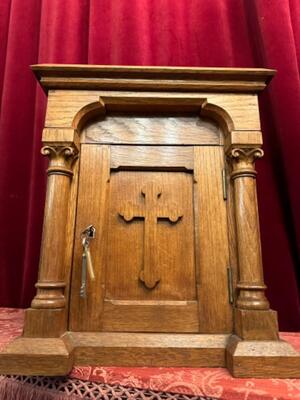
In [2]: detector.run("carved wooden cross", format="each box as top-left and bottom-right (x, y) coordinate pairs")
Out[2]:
(119, 182), (183, 289)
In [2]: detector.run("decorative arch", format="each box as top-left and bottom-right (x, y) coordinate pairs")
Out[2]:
(71, 96), (235, 146)
(200, 101), (235, 137)
(72, 100), (106, 132)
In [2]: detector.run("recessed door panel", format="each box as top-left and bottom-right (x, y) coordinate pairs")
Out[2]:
(105, 170), (195, 300)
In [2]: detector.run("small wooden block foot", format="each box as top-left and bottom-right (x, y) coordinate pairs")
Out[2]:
(226, 335), (300, 378)
(0, 336), (73, 375)
(24, 308), (67, 337)
(234, 308), (279, 340)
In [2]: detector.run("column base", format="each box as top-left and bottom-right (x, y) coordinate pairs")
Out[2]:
(23, 308), (67, 337)
(234, 308), (279, 340)
(226, 334), (300, 378)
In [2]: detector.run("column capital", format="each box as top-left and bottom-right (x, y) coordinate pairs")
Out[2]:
(227, 147), (264, 180)
(41, 144), (79, 177)
(227, 147), (264, 162)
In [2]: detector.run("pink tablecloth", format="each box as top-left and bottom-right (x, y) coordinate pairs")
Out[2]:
(0, 307), (300, 400)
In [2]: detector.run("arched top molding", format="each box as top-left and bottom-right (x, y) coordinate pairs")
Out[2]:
(200, 102), (234, 136)
(71, 96), (235, 143)
(72, 100), (106, 132)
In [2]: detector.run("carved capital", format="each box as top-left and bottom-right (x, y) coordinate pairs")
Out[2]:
(229, 147), (264, 162)
(41, 145), (79, 177)
(227, 147), (264, 179)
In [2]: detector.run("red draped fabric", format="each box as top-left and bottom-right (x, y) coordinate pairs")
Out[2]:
(0, 0), (299, 330)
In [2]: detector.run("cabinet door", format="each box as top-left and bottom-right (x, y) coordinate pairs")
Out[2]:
(69, 144), (232, 333)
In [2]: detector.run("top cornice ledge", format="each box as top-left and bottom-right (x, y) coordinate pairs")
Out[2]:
(31, 64), (276, 93)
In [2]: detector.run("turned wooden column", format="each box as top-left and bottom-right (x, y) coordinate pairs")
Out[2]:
(228, 147), (269, 311)
(31, 144), (78, 309)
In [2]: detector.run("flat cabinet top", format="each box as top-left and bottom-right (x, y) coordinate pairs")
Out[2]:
(31, 64), (275, 93)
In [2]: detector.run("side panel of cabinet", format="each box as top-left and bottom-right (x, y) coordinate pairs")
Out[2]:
(69, 145), (110, 331)
(194, 146), (232, 333)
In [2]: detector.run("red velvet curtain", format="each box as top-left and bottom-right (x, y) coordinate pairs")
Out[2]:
(0, 0), (299, 331)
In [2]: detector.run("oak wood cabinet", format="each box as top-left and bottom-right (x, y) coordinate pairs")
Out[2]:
(0, 65), (299, 377)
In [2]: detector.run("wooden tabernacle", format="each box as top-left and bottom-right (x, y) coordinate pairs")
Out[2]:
(0, 65), (299, 378)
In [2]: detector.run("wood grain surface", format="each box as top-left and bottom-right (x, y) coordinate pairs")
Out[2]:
(83, 115), (222, 145)
(68, 332), (229, 367)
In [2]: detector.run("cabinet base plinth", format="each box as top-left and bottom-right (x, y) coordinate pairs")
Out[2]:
(1, 333), (299, 377)
(0, 332), (228, 375)
(226, 335), (300, 378)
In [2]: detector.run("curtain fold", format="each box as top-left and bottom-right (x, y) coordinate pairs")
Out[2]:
(0, 0), (299, 330)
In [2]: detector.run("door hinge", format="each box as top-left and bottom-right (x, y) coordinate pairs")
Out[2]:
(227, 266), (234, 304)
(222, 169), (227, 200)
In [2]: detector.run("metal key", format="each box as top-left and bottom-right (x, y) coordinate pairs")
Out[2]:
(80, 248), (87, 298)
(80, 225), (96, 298)
(83, 238), (95, 281)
